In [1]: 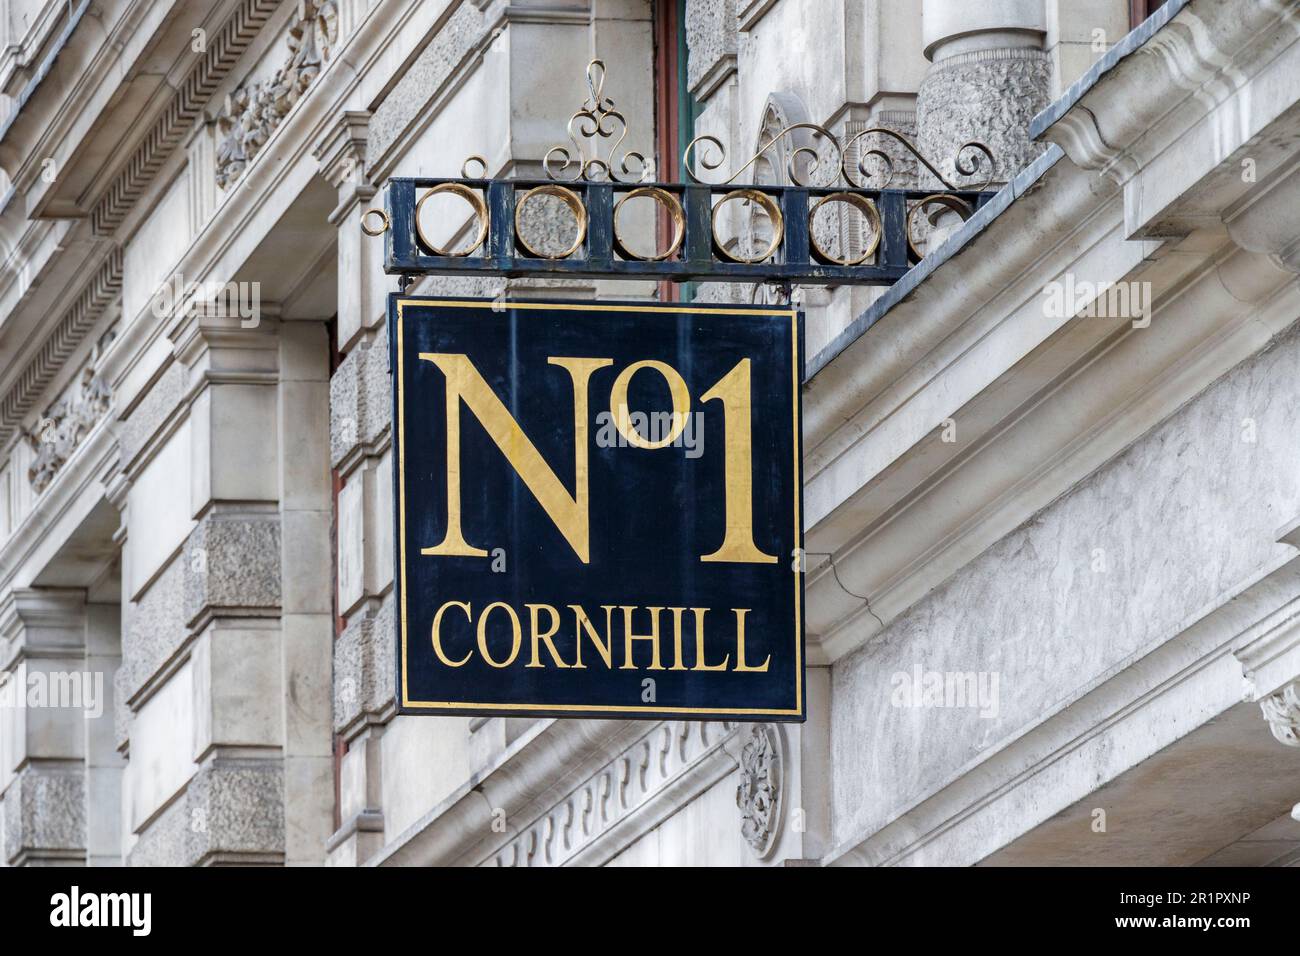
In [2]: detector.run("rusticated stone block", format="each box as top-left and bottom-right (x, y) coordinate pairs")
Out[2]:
(186, 759), (285, 864)
(334, 594), (395, 736)
(2, 764), (85, 864)
(366, 0), (486, 169)
(686, 0), (738, 96)
(129, 758), (284, 866)
(183, 511), (281, 627)
(330, 339), (391, 468)
(117, 361), (186, 468)
(121, 558), (186, 705)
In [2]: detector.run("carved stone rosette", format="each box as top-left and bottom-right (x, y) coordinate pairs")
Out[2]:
(216, 1), (340, 189)
(736, 722), (783, 859)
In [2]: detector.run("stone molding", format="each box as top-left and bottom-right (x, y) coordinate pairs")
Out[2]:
(489, 720), (739, 867)
(736, 722), (783, 859)
(0, 586), (87, 670)
(1034, 0), (1300, 187)
(313, 109), (373, 196)
(826, 542), (1300, 866)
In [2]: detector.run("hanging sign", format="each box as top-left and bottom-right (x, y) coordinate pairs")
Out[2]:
(391, 296), (804, 721)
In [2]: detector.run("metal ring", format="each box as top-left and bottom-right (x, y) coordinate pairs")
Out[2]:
(415, 183), (489, 257)
(361, 208), (390, 236)
(612, 187), (685, 262)
(514, 184), (588, 259)
(808, 192), (882, 266)
(711, 189), (783, 264)
(905, 193), (973, 263)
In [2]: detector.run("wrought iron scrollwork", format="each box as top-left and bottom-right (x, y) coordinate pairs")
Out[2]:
(361, 58), (1002, 285)
(541, 59), (650, 184)
(684, 123), (843, 189)
(685, 124), (996, 193)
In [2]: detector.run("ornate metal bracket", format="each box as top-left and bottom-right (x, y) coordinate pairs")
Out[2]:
(362, 59), (999, 286)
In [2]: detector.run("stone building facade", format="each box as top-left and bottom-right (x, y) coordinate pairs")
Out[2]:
(0, 0), (1298, 866)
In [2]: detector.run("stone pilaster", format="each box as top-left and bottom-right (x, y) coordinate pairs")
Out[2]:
(0, 589), (90, 865)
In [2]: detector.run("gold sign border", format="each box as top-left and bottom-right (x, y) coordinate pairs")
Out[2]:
(394, 297), (803, 718)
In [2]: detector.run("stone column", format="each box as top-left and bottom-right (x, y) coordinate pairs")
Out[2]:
(915, 0), (1050, 189)
(0, 589), (89, 865)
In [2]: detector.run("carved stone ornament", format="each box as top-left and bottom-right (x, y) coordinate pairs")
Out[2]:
(216, 1), (340, 189)
(736, 722), (783, 858)
(26, 364), (112, 494)
(1261, 681), (1300, 747)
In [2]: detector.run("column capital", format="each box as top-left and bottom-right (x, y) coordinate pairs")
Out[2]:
(313, 110), (374, 213)
(0, 587), (87, 675)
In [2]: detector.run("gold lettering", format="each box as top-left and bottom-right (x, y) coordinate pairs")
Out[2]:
(572, 605), (615, 669)
(476, 601), (522, 668)
(526, 603), (568, 668)
(731, 608), (769, 672)
(431, 600), (473, 667)
(419, 354), (613, 562)
(691, 606), (729, 671)
(619, 605), (665, 671)
(667, 607), (688, 670)
(700, 358), (777, 564)
(608, 360), (691, 448)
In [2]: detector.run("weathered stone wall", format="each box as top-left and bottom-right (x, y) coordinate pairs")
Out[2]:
(832, 313), (1300, 848)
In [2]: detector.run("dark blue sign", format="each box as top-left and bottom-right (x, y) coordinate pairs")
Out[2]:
(391, 296), (804, 721)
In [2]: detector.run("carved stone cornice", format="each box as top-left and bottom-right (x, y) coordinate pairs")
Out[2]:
(90, 0), (281, 236)
(1032, 0), (1300, 189)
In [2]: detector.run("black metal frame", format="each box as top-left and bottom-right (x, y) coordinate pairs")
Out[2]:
(383, 177), (996, 287)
